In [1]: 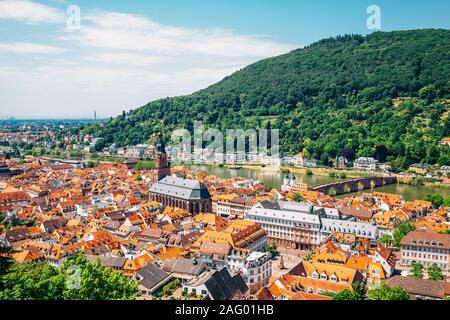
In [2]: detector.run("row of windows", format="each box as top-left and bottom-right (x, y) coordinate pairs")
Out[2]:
(402, 259), (448, 270)
(266, 229), (317, 237)
(411, 239), (444, 247)
(323, 226), (372, 237)
(403, 246), (448, 254)
(248, 216), (319, 229)
(248, 271), (270, 283)
(189, 288), (208, 295)
(267, 231), (319, 241)
(0, 201), (28, 206)
(312, 272), (339, 282)
(261, 224), (318, 235)
(403, 252), (447, 261)
(248, 263), (271, 275)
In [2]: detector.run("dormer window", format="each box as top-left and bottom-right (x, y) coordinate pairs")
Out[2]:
(320, 272), (328, 280)
(330, 274), (338, 282)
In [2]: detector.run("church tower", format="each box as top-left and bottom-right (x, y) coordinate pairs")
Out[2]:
(153, 132), (170, 181)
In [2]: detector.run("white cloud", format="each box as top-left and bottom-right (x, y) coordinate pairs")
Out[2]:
(77, 11), (298, 58)
(0, 64), (241, 117)
(0, 42), (66, 53)
(86, 53), (169, 66)
(85, 11), (156, 30)
(0, 6), (300, 117)
(0, 0), (64, 23)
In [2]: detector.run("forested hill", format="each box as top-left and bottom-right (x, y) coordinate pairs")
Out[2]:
(83, 29), (450, 171)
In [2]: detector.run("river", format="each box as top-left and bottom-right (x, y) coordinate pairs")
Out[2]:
(183, 164), (450, 201)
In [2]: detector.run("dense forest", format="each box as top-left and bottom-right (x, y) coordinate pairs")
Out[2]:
(82, 29), (450, 171)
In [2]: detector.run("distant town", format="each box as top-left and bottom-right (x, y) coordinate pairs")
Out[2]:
(1, 121), (449, 301)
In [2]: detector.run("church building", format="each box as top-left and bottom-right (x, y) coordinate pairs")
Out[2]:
(149, 133), (171, 182)
(149, 133), (212, 214)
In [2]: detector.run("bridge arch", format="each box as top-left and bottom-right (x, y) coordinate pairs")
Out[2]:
(357, 182), (365, 191)
(344, 184), (352, 194)
(328, 187), (337, 196)
(312, 176), (397, 196)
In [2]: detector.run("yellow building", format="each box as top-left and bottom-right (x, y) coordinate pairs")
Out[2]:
(191, 220), (267, 253)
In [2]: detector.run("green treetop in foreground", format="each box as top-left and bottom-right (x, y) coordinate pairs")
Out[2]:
(332, 282), (409, 300)
(410, 262), (424, 278)
(393, 222), (416, 248)
(366, 283), (410, 300)
(427, 264), (444, 281)
(0, 254), (138, 300)
(423, 193), (444, 208)
(332, 282), (365, 300)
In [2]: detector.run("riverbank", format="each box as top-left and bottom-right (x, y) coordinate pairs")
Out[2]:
(400, 181), (450, 190)
(235, 164), (371, 178)
(183, 163), (450, 200)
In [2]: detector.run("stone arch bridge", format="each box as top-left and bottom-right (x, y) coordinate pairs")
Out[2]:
(311, 176), (398, 196)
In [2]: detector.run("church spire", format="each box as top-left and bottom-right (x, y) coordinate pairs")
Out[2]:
(153, 132), (170, 182)
(155, 132), (166, 154)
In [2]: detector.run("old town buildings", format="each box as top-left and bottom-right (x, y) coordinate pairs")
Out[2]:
(245, 201), (323, 250)
(1, 151), (449, 301)
(227, 250), (272, 294)
(400, 230), (450, 271)
(245, 200), (379, 250)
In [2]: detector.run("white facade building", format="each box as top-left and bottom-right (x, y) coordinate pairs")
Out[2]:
(245, 201), (324, 250)
(354, 157), (379, 171)
(245, 201), (379, 250)
(226, 251), (272, 294)
(320, 219), (379, 241)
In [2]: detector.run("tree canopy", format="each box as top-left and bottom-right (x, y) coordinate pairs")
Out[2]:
(427, 264), (443, 281)
(0, 254), (138, 300)
(410, 262), (424, 279)
(135, 160), (155, 170)
(332, 282), (365, 300)
(292, 193), (304, 202)
(332, 282), (408, 300)
(367, 283), (409, 300)
(424, 193), (444, 208)
(84, 29), (450, 171)
(393, 222), (416, 247)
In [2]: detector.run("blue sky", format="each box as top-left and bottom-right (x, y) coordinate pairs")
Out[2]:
(0, 0), (449, 118)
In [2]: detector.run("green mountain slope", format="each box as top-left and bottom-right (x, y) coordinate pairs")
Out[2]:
(84, 29), (450, 171)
